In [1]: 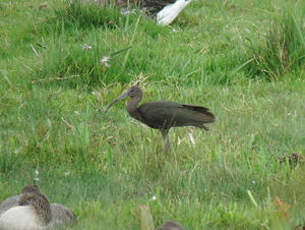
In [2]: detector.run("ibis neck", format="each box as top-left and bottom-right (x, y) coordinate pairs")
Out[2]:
(127, 97), (142, 121)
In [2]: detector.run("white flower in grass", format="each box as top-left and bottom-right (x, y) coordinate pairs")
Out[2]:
(100, 56), (111, 68)
(120, 8), (136, 15)
(245, 28), (251, 34)
(34, 169), (40, 182)
(177, 137), (182, 145)
(64, 171), (71, 177)
(74, 111), (80, 115)
(82, 43), (92, 50)
(252, 180), (256, 184)
(149, 195), (157, 201)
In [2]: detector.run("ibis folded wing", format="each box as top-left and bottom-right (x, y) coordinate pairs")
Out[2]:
(138, 101), (215, 129)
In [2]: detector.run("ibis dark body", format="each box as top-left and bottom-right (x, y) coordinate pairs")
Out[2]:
(105, 86), (215, 151)
(130, 101), (214, 130)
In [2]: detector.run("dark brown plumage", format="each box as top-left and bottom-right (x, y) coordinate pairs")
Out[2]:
(157, 221), (185, 230)
(105, 86), (215, 151)
(19, 185), (52, 225)
(21, 184), (40, 194)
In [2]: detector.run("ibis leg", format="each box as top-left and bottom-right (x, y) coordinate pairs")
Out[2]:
(161, 129), (170, 152)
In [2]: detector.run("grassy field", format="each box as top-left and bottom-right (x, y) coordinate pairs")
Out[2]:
(1, 0), (305, 229)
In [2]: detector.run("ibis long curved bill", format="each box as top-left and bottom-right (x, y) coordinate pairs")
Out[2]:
(104, 91), (129, 113)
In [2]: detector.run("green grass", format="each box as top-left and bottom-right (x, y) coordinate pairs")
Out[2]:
(1, 0), (305, 229)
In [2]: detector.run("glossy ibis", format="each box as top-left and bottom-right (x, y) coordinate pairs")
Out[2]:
(105, 86), (215, 152)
